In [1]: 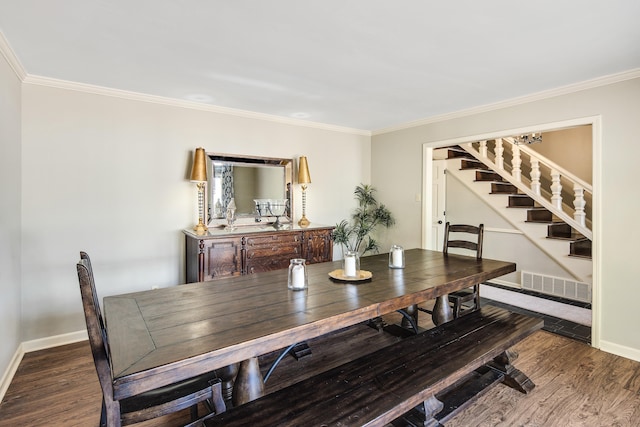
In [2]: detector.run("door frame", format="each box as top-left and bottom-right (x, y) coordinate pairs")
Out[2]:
(422, 115), (601, 348)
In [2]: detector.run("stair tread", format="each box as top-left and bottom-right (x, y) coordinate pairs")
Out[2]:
(547, 236), (585, 241)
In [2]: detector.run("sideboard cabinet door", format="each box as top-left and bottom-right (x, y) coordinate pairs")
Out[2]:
(303, 229), (334, 264)
(185, 236), (242, 283)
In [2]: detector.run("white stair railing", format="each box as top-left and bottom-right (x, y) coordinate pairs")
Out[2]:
(462, 138), (592, 240)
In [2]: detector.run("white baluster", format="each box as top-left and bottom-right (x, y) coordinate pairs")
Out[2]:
(495, 138), (504, 171)
(573, 185), (586, 227)
(480, 140), (488, 158)
(550, 169), (562, 210)
(512, 145), (521, 182)
(530, 158), (541, 196)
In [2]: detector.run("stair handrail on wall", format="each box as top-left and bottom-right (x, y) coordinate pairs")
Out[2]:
(461, 138), (593, 240)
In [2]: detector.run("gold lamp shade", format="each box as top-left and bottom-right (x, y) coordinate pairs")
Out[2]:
(190, 147), (207, 182)
(298, 156), (311, 185)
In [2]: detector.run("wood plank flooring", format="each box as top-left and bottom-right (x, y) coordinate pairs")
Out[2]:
(1, 312), (640, 426)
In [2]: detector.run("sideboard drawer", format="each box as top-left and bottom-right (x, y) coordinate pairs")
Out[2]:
(244, 233), (301, 247)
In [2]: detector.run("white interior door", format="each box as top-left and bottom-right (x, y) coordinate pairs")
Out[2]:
(431, 159), (447, 250)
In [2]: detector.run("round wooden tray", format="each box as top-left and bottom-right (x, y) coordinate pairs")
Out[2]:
(328, 269), (373, 282)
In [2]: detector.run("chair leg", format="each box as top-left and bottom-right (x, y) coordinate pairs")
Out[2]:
(103, 399), (123, 427)
(453, 298), (461, 318)
(209, 379), (226, 414)
(100, 399), (107, 427)
(190, 404), (198, 421)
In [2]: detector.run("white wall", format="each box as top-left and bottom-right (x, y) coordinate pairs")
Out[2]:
(372, 77), (640, 357)
(20, 84), (370, 340)
(0, 53), (22, 386)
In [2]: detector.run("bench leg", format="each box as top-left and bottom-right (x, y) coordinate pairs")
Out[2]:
(489, 349), (535, 394)
(422, 396), (445, 427)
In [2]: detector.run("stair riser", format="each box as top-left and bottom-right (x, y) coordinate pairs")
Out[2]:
(570, 239), (592, 258)
(508, 195), (534, 208)
(490, 182), (517, 194)
(460, 159), (488, 170)
(527, 209), (553, 223)
(475, 171), (502, 182)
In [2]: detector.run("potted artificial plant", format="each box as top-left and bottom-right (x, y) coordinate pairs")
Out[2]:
(332, 184), (395, 256)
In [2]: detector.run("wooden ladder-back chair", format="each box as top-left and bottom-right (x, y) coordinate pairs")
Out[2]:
(443, 223), (484, 317)
(77, 252), (226, 427)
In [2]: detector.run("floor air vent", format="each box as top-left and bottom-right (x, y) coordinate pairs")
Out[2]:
(521, 271), (591, 303)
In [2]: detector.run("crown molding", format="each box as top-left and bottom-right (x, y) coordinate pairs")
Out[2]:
(372, 68), (640, 136)
(0, 29), (26, 80)
(22, 74), (371, 136)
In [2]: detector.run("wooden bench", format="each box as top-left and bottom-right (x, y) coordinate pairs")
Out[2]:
(204, 306), (543, 427)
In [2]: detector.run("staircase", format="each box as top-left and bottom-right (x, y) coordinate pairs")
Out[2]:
(442, 142), (592, 294)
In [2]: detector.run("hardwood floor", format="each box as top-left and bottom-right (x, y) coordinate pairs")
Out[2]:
(2, 312), (640, 426)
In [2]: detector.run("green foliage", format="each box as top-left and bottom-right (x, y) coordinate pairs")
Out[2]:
(333, 184), (395, 256)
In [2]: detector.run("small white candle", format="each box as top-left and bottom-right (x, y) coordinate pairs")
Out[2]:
(292, 265), (305, 289)
(392, 248), (403, 267)
(344, 256), (357, 277)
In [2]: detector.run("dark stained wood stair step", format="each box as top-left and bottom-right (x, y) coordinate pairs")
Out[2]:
(447, 147), (475, 160)
(526, 208), (557, 223)
(547, 223), (585, 240)
(475, 170), (503, 182)
(460, 158), (489, 170)
(570, 238), (592, 259)
(508, 194), (535, 208)
(490, 182), (518, 194)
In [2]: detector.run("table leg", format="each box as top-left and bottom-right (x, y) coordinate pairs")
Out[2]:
(400, 304), (419, 331)
(217, 363), (238, 404)
(231, 357), (265, 406)
(432, 295), (453, 326)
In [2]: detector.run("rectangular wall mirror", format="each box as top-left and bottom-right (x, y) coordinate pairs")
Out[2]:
(207, 153), (293, 227)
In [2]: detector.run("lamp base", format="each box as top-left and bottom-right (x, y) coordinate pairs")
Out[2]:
(298, 215), (310, 228)
(193, 219), (208, 235)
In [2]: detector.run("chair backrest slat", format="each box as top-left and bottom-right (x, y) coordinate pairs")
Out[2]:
(443, 223), (484, 259)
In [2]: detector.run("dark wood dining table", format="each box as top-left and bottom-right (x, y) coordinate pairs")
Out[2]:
(103, 248), (515, 404)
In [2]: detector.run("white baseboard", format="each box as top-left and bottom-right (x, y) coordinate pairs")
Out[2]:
(21, 329), (88, 353)
(485, 279), (521, 289)
(1, 330), (88, 403)
(599, 340), (640, 363)
(0, 344), (24, 403)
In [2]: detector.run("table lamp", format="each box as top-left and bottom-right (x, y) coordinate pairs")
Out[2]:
(190, 147), (208, 235)
(297, 156), (311, 227)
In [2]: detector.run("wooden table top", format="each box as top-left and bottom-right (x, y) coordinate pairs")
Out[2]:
(104, 248), (515, 399)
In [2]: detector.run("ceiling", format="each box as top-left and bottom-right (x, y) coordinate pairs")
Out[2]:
(1, 1), (639, 131)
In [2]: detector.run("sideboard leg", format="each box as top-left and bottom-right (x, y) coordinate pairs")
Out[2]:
(197, 239), (205, 282)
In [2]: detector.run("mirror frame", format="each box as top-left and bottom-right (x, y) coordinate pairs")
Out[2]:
(206, 153), (294, 228)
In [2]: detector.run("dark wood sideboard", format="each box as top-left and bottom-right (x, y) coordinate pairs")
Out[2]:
(184, 224), (334, 283)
